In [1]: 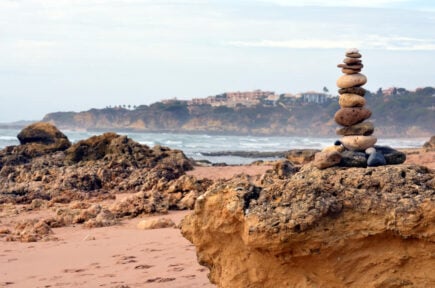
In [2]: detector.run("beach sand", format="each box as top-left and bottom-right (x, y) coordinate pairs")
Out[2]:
(1, 152), (432, 288)
(0, 164), (272, 288)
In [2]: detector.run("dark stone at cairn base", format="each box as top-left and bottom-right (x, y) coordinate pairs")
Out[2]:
(367, 152), (387, 167)
(338, 151), (367, 167)
(375, 146), (406, 165)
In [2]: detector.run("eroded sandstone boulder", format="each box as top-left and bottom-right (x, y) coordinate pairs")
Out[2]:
(181, 165), (435, 288)
(0, 122), (71, 168)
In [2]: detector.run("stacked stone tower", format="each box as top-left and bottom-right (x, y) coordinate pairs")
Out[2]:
(335, 48), (377, 151)
(313, 48), (407, 169)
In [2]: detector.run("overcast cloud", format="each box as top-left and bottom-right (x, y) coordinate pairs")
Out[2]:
(0, 0), (434, 121)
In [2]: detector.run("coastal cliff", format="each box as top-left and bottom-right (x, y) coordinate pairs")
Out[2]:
(181, 163), (435, 287)
(42, 88), (435, 137)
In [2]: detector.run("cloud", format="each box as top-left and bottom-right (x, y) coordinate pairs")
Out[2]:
(255, 0), (421, 9)
(227, 35), (435, 51)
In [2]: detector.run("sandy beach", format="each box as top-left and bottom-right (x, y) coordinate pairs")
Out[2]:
(0, 164), (273, 288)
(1, 148), (433, 288)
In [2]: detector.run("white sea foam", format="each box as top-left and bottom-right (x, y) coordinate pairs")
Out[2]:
(0, 128), (427, 164)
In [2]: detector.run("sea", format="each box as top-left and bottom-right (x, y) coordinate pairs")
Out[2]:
(0, 128), (427, 165)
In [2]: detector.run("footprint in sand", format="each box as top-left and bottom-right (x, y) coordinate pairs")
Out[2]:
(114, 255), (137, 264)
(182, 275), (196, 279)
(134, 264), (153, 270)
(145, 277), (176, 283)
(168, 263), (185, 272)
(63, 268), (86, 273)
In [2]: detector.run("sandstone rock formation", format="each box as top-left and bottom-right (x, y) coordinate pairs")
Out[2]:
(0, 123), (212, 241)
(423, 135), (435, 150)
(0, 122), (71, 169)
(182, 164), (435, 288)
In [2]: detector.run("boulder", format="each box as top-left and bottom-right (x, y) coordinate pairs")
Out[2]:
(181, 165), (435, 288)
(336, 73), (367, 88)
(17, 122), (70, 147)
(334, 107), (372, 127)
(336, 121), (374, 136)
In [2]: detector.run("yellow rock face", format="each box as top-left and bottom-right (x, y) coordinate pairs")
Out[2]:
(336, 73), (367, 88)
(339, 94), (366, 108)
(340, 135), (377, 151)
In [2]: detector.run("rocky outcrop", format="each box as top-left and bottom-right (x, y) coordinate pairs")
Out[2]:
(0, 122), (71, 169)
(423, 135), (435, 150)
(0, 124), (213, 241)
(181, 164), (435, 288)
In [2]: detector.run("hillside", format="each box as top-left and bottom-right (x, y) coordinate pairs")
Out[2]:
(42, 87), (435, 137)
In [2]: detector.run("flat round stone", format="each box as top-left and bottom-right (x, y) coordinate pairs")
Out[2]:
(337, 73), (367, 88)
(346, 48), (359, 54)
(334, 107), (372, 126)
(346, 52), (362, 58)
(342, 68), (361, 74)
(343, 57), (362, 64)
(336, 122), (375, 136)
(340, 135), (378, 151)
(339, 93), (366, 107)
(337, 63), (364, 70)
(338, 87), (366, 96)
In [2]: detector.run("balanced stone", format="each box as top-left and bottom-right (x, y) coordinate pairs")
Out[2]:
(342, 68), (361, 74)
(313, 151), (342, 169)
(338, 87), (366, 96)
(337, 73), (367, 88)
(336, 122), (374, 136)
(343, 57), (362, 64)
(367, 151), (386, 167)
(346, 52), (362, 58)
(334, 107), (372, 126)
(340, 135), (378, 151)
(346, 48), (359, 54)
(337, 63), (363, 70)
(339, 94), (366, 107)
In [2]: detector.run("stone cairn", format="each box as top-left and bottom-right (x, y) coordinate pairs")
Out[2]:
(313, 48), (406, 169)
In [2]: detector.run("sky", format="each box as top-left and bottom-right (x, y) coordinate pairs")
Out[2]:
(1, 0), (434, 122)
